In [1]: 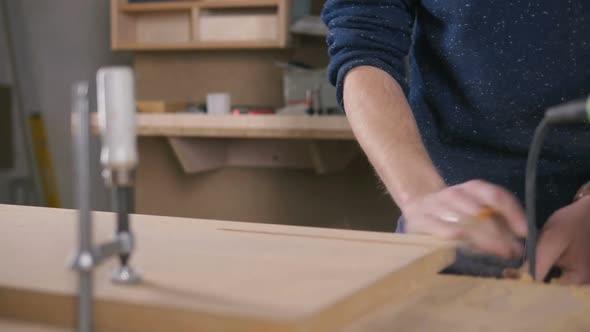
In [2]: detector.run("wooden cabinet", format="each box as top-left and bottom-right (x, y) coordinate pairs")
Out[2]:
(111, 0), (292, 50)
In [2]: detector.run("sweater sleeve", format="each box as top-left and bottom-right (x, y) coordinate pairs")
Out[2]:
(321, 0), (415, 108)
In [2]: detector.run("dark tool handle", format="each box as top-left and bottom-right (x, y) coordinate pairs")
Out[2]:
(113, 186), (134, 266)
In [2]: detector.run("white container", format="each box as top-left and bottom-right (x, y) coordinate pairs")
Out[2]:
(207, 93), (231, 115)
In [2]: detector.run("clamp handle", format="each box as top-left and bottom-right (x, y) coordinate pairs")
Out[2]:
(97, 67), (138, 186)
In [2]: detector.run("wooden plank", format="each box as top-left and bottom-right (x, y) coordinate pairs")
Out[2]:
(343, 275), (590, 332)
(111, 0), (137, 48)
(0, 205), (454, 332)
(116, 40), (284, 50)
(89, 113), (354, 140)
(119, 0), (280, 12)
(276, 0), (291, 47)
(199, 0), (279, 9)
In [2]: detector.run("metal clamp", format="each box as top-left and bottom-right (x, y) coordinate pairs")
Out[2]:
(71, 79), (141, 332)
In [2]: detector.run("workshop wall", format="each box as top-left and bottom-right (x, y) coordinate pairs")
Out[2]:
(0, 4), (26, 204)
(0, 0), (132, 210)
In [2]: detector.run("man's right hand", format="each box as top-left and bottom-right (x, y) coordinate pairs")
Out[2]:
(402, 180), (528, 259)
(342, 67), (526, 259)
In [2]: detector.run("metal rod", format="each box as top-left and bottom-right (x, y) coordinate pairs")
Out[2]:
(113, 186), (132, 266)
(73, 81), (93, 332)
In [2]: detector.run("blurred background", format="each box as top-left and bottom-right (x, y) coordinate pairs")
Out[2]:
(0, 0), (399, 232)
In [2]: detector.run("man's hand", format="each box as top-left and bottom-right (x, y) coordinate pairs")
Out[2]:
(403, 180), (528, 259)
(534, 197), (590, 284)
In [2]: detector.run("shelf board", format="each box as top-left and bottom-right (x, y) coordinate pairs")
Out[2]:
(90, 113), (354, 140)
(120, 0), (279, 12)
(115, 39), (285, 50)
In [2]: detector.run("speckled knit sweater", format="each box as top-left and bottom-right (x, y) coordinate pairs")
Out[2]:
(323, 0), (590, 225)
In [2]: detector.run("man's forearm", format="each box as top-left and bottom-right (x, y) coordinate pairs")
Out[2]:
(344, 66), (445, 209)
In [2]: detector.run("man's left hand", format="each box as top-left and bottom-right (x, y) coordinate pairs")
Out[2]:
(535, 197), (590, 284)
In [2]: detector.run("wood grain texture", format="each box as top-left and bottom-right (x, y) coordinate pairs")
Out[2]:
(0, 205), (454, 332)
(343, 275), (590, 332)
(90, 113), (354, 140)
(119, 0), (281, 12)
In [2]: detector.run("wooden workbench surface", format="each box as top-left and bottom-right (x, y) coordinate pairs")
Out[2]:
(1, 205), (590, 331)
(90, 113), (354, 140)
(344, 275), (590, 332)
(0, 205), (453, 332)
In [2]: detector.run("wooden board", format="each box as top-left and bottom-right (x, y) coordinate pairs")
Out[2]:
(0, 205), (454, 332)
(344, 275), (590, 332)
(89, 113), (354, 140)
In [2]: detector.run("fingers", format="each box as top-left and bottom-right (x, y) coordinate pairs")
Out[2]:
(403, 180), (528, 259)
(437, 183), (524, 257)
(406, 213), (465, 239)
(534, 220), (570, 281)
(461, 180), (528, 237)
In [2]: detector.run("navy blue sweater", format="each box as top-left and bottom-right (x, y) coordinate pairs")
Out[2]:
(323, 0), (590, 225)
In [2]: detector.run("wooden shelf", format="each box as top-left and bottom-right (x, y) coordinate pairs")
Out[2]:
(90, 113), (354, 140)
(120, 1), (195, 12)
(112, 0), (291, 51)
(200, 0), (279, 9)
(115, 40), (284, 51)
(120, 0), (280, 12)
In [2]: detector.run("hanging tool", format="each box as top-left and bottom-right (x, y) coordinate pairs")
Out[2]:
(71, 66), (141, 332)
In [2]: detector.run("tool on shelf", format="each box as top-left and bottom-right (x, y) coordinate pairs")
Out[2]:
(70, 67), (141, 332)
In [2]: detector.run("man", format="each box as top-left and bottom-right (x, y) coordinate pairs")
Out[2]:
(322, 1), (590, 283)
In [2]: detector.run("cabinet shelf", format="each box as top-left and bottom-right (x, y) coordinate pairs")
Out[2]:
(120, 0), (280, 12)
(117, 40), (284, 50)
(112, 0), (291, 51)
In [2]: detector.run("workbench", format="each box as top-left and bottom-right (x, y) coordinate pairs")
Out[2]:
(1, 205), (589, 332)
(88, 113), (399, 231)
